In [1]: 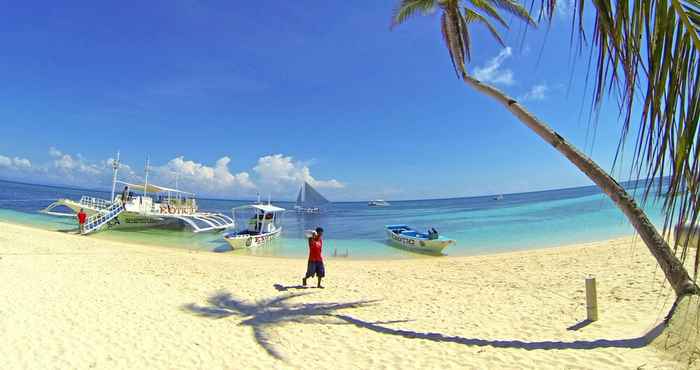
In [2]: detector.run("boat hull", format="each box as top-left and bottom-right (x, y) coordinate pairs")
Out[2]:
(385, 229), (454, 254)
(43, 199), (182, 229)
(224, 228), (282, 250)
(368, 203), (390, 207)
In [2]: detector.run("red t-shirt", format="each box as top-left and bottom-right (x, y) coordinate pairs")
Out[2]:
(78, 212), (87, 224)
(308, 238), (323, 261)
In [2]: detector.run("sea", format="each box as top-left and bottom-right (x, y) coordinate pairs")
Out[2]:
(0, 179), (668, 259)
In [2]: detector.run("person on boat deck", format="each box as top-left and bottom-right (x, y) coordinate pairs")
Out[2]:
(77, 208), (87, 234)
(303, 227), (325, 288)
(428, 228), (439, 240)
(121, 186), (129, 203)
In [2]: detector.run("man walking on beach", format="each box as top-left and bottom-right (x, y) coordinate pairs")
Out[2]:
(303, 227), (325, 288)
(77, 208), (87, 234)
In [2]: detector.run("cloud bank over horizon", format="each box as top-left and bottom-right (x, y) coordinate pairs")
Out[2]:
(0, 148), (344, 200)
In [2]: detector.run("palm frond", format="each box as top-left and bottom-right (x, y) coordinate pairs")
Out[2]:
(392, 0), (533, 77)
(464, 7), (506, 46)
(566, 0), (700, 272)
(469, 0), (510, 27)
(444, 5), (468, 74)
(490, 0), (537, 25)
(391, 0), (438, 28)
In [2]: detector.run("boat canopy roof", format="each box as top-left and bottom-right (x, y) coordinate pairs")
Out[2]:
(116, 181), (195, 196)
(233, 204), (285, 213)
(386, 224), (409, 229)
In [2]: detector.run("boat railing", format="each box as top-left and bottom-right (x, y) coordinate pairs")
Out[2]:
(79, 196), (113, 210)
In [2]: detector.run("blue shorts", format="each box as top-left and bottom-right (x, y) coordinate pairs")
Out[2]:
(305, 261), (325, 278)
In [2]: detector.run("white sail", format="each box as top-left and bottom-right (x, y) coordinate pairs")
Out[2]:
(296, 181), (329, 208)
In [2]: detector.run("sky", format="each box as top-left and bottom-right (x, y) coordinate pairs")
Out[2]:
(0, 1), (640, 201)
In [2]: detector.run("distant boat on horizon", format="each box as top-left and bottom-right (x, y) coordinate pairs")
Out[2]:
(368, 199), (390, 207)
(294, 181), (330, 213)
(493, 194), (504, 201)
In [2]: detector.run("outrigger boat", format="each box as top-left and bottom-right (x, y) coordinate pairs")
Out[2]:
(41, 153), (235, 235)
(385, 224), (455, 254)
(223, 203), (285, 249)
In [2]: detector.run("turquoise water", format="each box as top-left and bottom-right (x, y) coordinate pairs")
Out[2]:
(0, 179), (666, 259)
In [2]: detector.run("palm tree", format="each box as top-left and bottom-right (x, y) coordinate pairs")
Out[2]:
(391, 0), (699, 307)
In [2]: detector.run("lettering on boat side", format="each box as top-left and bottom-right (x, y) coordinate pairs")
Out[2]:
(391, 233), (415, 245)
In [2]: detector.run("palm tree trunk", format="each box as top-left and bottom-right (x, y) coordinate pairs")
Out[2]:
(460, 72), (697, 298)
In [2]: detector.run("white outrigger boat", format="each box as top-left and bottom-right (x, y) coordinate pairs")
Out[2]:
(41, 154), (235, 235)
(385, 224), (455, 254)
(223, 203), (285, 249)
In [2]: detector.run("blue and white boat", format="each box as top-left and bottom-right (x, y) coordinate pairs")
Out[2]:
(385, 224), (455, 254)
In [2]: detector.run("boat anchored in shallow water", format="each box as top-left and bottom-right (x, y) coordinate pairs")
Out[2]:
(385, 224), (455, 254)
(41, 154), (235, 235)
(223, 203), (285, 249)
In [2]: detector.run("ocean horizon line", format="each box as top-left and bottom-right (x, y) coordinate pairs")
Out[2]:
(0, 177), (663, 204)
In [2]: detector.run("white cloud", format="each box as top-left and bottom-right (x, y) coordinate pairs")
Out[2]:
(519, 83), (549, 101)
(154, 156), (255, 195)
(12, 157), (31, 169)
(49, 147), (62, 157)
(472, 47), (515, 86)
(1, 148), (344, 198)
(52, 151), (103, 176)
(0, 155), (32, 169)
(556, 0), (576, 17)
(254, 154), (345, 192)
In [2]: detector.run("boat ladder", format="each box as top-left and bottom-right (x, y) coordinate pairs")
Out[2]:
(82, 202), (125, 235)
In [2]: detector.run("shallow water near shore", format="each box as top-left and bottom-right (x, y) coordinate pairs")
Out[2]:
(0, 179), (667, 259)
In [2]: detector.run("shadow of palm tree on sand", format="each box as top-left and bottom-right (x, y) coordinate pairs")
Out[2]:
(182, 291), (406, 361)
(183, 291), (666, 362)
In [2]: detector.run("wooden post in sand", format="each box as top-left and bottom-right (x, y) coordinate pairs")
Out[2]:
(585, 276), (598, 321)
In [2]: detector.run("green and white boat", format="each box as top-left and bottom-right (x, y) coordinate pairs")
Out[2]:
(41, 153), (234, 235)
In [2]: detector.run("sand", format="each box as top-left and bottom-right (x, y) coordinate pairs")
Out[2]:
(0, 221), (690, 369)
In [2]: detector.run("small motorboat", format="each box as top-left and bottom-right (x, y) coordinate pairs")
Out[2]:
(224, 203), (285, 250)
(385, 224), (455, 254)
(493, 194), (504, 201)
(368, 199), (390, 207)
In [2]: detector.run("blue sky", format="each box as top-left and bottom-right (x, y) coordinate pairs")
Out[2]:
(0, 1), (637, 200)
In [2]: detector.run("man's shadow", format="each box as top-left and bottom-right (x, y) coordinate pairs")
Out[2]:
(273, 283), (309, 291)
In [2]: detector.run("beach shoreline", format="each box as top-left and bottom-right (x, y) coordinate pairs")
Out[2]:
(0, 213), (649, 261)
(0, 221), (686, 369)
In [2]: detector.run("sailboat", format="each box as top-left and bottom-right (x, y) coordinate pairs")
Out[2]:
(294, 181), (329, 213)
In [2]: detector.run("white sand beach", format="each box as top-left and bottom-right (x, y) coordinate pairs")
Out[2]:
(0, 221), (691, 369)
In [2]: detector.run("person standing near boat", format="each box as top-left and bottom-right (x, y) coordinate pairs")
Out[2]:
(77, 208), (87, 234)
(302, 227), (325, 288)
(121, 185), (129, 203)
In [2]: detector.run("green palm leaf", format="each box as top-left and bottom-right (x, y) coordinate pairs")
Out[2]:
(464, 7), (506, 46)
(391, 0), (534, 76)
(469, 0), (510, 27)
(391, 0), (438, 28)
(490, 0), (536, 25)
